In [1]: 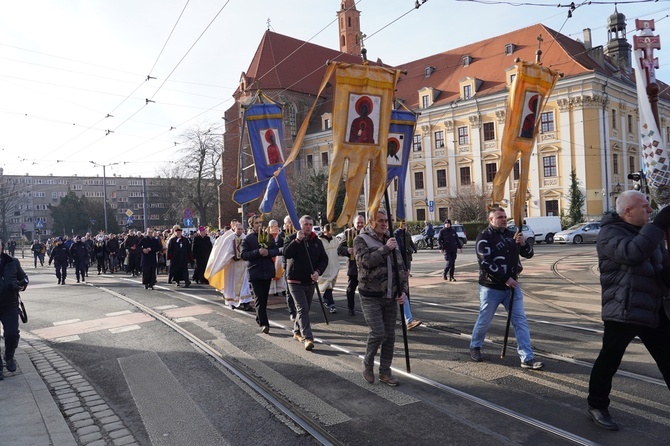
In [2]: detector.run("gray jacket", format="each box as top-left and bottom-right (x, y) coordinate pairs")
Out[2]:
(597, 213), (670, 327)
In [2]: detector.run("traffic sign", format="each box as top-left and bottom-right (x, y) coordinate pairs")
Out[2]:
(35, 220), (44, 229)
(125, 209), (133, 217)
(428, 200), (434, 212)
(126, 216), (134, 225)
(184, 218), (193, 227)
(183, 208), (193, 219)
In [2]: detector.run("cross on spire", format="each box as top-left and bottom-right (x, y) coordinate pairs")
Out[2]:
(634, 19), (661, 85)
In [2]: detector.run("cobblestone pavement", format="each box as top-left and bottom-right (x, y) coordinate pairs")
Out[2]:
(23, 336), (140, 446)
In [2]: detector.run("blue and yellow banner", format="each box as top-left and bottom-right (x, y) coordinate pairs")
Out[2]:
(386, 109), (417, 220)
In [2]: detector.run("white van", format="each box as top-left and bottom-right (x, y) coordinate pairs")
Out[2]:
(509, 216), (562, 244)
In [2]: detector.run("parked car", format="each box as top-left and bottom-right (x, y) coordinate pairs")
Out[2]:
(553, 222), (601, 244)
(412, 224), (467, 250)
(506, 224), (535, 245)
(508, 216), (562, 244)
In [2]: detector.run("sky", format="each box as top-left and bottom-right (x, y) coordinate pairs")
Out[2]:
(1, 0), (670, 179)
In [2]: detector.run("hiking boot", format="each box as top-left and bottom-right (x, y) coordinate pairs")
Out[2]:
(379, 373), (399, 386)
(470, 347), (483, 362)
(362, 367), (374, 384)
(293, 332), (305, 343)
(407, 320), (422, 330)
(304, 339), (314, 351)
(520, 360), (545, 370)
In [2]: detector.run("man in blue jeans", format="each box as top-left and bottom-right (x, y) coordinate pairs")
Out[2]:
(469, 207), (543, 370)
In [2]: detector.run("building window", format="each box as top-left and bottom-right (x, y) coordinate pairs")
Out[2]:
(483, 122), (495, 141)
(307, 154), (313, 169)
(436, 169), (447, 188)
(463, 85), (472, 100)
(460, 166), (471, 185)
(541, 112), (554, 132)
(422, 95), (430, 109)
(546, 200), (559, 216)
(414, 171), (424, 190)
(435, 130), (444, 148)
(413, 134), (422, 152)
(627, 114), (633, 133)
(505, 43), (516, 55)
(613, 153), (619, 175)
(629, 155), (636, 173)
(510, 73), (516, 84)
(611, 109), (617, 129)
(457, 126), (469, 145)
(416, 208), (426, 221)
(438, 207), (448, 221)
(393, 177), (398, 192)
(324, 118), (330, 130)
(485, 163), (497, 183)
(543, 155), (557, 177)
(513, 160), (520, 180)
(321, 152), (329, 167)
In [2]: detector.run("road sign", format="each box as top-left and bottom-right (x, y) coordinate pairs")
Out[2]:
(428, 200), (434, 212)
(183, 208), (193, 219)
(126, 216), (134, 225)
(35, 220), (44, 229)
(183, 218), (193, 227)
(125, 209), (133, 217)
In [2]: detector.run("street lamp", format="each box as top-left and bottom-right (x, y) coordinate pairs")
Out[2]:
(90, 161), (119, 232)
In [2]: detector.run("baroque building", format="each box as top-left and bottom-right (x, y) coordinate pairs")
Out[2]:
(220, 5), (670, 225)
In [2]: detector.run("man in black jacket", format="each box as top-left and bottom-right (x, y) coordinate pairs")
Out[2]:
(192, 226), (213, 284)
(469, 207), (542, 370)
(49, 237), (70, 285)
(438, 220), (463, 281)
(69, 236), (89, 283)
(337, 214), (366, 316)
(587, 191), (670, 431)
(284, 215), (328, 351)
(0, 239), (28, 378)
(242, 216), (279, 334)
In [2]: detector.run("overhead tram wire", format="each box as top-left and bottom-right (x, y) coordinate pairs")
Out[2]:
(146, 0), (191, 79)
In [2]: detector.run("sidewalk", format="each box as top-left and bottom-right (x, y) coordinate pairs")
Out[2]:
(0, 343), (77, 446)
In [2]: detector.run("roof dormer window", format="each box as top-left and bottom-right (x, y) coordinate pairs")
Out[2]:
(462, 55), (473, 67)
(505, 43), (516, 55)
(424, 66), (435, 78)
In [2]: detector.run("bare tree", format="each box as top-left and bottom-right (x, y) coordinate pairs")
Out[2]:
(0, 174), (27, 241)
(177, 124), (223, 227)
(446, 185), (489, 222)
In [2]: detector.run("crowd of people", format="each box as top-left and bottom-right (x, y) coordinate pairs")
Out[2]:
(4, 193), (668, 434)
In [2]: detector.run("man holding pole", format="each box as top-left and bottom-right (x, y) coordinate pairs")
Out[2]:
(283, 215), (328, 351)
(354, 209), (408, 386)
(469, 207), (543, 370)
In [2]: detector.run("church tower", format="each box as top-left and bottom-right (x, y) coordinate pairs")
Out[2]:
(338, 0), (361, 57)
(604, 7), (632, 74)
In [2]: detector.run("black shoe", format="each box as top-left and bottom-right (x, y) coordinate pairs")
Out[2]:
(145, 285), (149, 289)
(5, 357), (17, 372)
(349, 309), (355, 316)
(443, 273), (448, 280)
(61, 280), (66, 285)
(57, 279), (61, 285)
(470, 347), (483, 362)
(587, 406), (619, 431)
(261, 325), (270, 334)
(0, 372), (3, 380)
(77, 279), (80, 283)
(184, 282), (191, 288)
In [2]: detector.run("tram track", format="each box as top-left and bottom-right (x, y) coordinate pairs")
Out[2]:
(92, 276), (606, 445)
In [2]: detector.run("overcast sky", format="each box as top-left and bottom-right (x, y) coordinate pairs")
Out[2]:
(1, 0), (669, 179)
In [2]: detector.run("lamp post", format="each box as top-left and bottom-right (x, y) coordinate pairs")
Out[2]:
(90, 161), (119, 232)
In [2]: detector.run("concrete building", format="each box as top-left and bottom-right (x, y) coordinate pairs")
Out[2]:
(0, 171), (184, 240)
(220, 4), (670, 225)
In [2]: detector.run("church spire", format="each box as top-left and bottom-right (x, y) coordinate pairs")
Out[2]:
(338, 0), (361, 57)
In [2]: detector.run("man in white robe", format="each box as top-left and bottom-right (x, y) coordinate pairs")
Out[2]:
(205, 222), (253, 310)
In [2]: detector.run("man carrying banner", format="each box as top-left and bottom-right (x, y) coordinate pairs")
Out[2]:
(338, 215), (366, 316)
(354, 209), (408, 386)
(586, 191), (670, 430)
(283, 215), (328, 351)
(469, 207), (543, 370)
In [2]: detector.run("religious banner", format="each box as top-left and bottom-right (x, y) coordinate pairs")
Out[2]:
(326, 62), (402, 227)
(386, 108), (417, 220)
(490, 57), (561, 223)
(232, 101), (300, 226)
(633, 20), (670, 206)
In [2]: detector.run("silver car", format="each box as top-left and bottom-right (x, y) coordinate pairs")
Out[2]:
(553, 222), (600, 244)
(506, 224), (535, 245)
